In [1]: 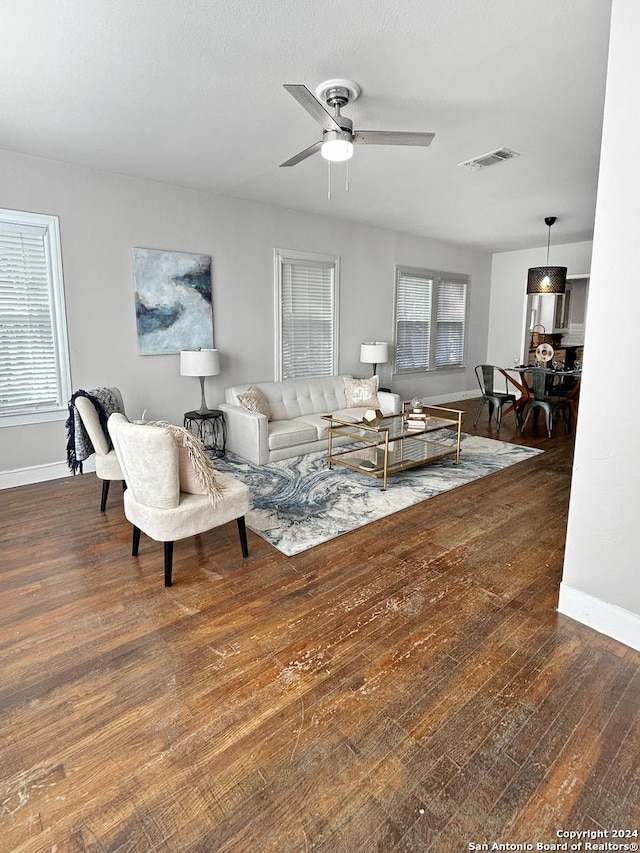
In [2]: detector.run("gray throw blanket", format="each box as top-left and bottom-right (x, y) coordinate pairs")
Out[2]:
(66, 387), (125, 474)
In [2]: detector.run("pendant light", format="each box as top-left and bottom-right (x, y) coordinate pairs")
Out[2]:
(526, 216), (567, 295)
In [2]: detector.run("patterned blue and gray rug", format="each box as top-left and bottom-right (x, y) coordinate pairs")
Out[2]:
(213, 433), (542, 556)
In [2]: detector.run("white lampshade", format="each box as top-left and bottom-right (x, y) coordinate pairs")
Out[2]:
(321, 138), (354, 162)
(180, 349), (221, 414)
(180, 348), (220, 377)
(360, 342), (389, 365)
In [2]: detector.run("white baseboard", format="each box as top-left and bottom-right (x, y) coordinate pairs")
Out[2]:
(424, 389), (481, 405)
(1, 457), (95, 490)
(557, 582), (640, 651)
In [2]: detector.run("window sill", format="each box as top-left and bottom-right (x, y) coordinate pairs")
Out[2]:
(0, 408), (68, 428)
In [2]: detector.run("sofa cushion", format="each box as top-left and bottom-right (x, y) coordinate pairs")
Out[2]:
(331, 407), (368, 423)
(301, 410), (362, 439)
(343, 375), (379, 408)
(268, 419), (318, 451)
(238, 386), (272, 420)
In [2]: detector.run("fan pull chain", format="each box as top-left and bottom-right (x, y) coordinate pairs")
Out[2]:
(326, 160), (351, 198)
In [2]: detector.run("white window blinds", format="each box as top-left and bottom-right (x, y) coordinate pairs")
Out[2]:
(395, 270), (433, 373)
(435, 277), (467, 367)
(0, 210), (70, 421)
(275, 250), (339, 381)
(394, 266), (468, 374)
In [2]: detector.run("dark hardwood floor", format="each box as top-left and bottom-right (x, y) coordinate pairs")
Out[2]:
(2, 400), (639, 851)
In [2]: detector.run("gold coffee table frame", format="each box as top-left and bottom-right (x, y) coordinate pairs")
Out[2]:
(323, 406), (463, 490)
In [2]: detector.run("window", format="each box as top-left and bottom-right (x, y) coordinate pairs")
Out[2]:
(394, 266), (468, 374)
(0, 208), (71, 426)
(274, 248), (339, 381)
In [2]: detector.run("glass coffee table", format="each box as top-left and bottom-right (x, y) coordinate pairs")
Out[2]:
(323, 406), (463, 490)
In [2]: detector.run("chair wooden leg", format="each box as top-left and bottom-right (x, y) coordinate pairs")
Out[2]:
(132, 526), (141, 557)
(100, 479), (110, 512)
(237, 516), (249, 559)
(164, 541), (174, 587)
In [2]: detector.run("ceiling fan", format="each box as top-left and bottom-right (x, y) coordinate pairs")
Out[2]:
(280, 78), (435, 167)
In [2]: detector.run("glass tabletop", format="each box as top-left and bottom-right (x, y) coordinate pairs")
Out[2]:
(324, 411), (458, 441)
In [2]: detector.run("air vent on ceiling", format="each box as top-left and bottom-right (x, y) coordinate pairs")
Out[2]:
(458, 147), (521, 171)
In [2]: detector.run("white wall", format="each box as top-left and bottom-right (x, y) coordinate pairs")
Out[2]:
(488, 241), (592, 369)
(558, 0), (640, 650)
(0, 150), (491, 484)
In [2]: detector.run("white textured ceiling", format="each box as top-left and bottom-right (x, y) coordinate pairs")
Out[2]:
(0, 0), (612, 252)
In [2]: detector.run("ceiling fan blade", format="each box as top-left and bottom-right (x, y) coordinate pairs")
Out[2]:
(280, 140), (323, 168)
(283, 84), (342, 132)
(354, 130), (436, 147)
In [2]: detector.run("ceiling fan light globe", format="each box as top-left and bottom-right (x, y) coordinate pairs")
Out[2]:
(321, 139), (353, 162)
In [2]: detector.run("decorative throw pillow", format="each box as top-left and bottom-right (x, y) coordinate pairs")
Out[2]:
(178, 446), (208, 495)
(148, 422), (225, 505)
(237, 386), (272, 420)
(344, 375), (380, 409)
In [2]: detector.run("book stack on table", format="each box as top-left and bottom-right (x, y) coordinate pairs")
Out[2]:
(406, 411), (429, 431)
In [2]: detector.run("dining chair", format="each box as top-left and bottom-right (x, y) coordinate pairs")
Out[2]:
(107, 413), (250, 587)
(520, 369), (571, 438)
(473, 365), (525, 431)
(556, 373), (581, 429)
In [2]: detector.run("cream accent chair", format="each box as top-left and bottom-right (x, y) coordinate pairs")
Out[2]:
(75, 388), (125, 511)
(107, 413), (250, 587)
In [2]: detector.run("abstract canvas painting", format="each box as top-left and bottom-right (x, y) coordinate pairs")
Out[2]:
(133, 248), (213, 355)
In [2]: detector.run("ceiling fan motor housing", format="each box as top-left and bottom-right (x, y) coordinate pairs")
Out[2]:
(323, 113), (353, 144)
(323, 128), (353, 145)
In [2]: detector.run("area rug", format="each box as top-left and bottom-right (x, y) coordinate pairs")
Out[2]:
(213, 433), (542, 556)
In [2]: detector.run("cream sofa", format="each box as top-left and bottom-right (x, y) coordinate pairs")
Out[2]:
(219, 375), (402, 465)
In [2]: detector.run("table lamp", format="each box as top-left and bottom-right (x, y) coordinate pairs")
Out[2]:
(360, 341), (389, 377)
(180, 348), (220, 414)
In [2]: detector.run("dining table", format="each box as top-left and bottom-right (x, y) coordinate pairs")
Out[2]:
(501, 364), (582, 433)
(504, 364), (581, 393)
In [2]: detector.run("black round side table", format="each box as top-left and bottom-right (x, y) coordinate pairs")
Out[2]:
(183, 409), (226, 458)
